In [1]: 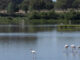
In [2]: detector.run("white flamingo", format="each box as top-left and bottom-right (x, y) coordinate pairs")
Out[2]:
(31, 50), (36, 54)
(64, 45), (69, 48)
(30, 49), (36, 60)
(71, 44), (76, 48)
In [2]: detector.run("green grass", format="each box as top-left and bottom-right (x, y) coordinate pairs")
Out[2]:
(57, 25), (80, 31)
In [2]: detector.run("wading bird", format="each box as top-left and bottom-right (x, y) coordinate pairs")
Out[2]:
(71, 44), (76, 48)
(64, 45), (69, 48)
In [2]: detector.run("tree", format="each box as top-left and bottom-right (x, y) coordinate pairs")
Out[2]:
(55, 0), (75, 9)
(55, 0), (67, 9)
(72, 0), (80, 8)
(45, 0), (54, 9)
(7, 0), (20, 15)
(20, 0), (29, 12)
(29, 0), (54, 10)
(7, 2), (15, 14)
(66, 0), (75, 8)
(0, 0), (10, 10)
(0, 0), (54, 11)
(0, 0), (23, 10)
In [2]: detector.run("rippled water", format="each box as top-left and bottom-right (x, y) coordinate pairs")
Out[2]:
(0, 26), (80, 60)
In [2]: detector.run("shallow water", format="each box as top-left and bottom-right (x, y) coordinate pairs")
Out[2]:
(0, 26), (80, 60)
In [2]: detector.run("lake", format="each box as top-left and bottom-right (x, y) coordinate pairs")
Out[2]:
(0, 25), (80, 60)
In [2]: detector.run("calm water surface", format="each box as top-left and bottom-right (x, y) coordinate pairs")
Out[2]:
(0, 26), (80, 60)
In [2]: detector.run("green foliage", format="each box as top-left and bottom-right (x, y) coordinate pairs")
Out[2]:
(7, 2), (14, 14)
(27, 10), (80, 24)
(7, 1), (19, 15)
(55, 0), (77, 9)
(28, 11), (40, 19)
(47, 10), (58, 19)
(20, 0), (29, 12)
(0, 0), (80, 11)
(63, 10), (80, 20)
(55, 0), (67, 9)
(28, 10), (58, 19)
(29, 0), (54, 10)
(0, 0), (10, 10)
(72, 0), (80, 8)
(0, 0), (23, 10)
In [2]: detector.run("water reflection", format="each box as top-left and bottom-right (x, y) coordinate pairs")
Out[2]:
(0, 25), (55, 33)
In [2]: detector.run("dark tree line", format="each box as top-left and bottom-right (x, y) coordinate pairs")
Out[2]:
(20, 0), (54, 11)
(0, 0), (80, 13)
(0, 0), (22, 9)
(0, 0), (54, 12)
(56, 0), (80, 9)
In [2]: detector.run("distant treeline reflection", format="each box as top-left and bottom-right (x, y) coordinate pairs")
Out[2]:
(0, 26), (55, 33)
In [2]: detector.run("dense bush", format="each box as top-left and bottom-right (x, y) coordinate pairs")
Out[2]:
(28, 10), (80, 24)
(0, 10), (80, 25)
(28, 10), (59, 19)
(28, 11), (41, 19)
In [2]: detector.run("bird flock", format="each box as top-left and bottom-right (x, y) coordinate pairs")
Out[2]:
(64, 44), (80, 49)
(64, 44), (80, 55)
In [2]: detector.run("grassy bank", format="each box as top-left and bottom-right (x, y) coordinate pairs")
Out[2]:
(57, 25), (80, 31)
(0, 17), (71, 25)
(0, 17), (79, 25)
